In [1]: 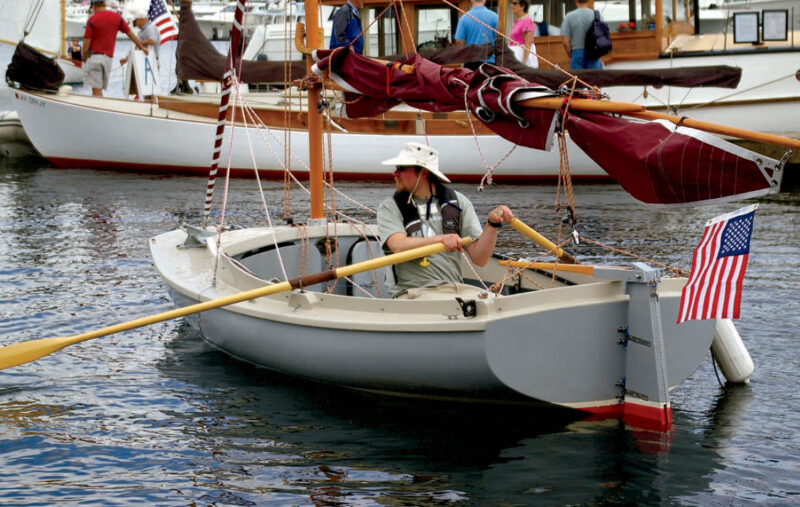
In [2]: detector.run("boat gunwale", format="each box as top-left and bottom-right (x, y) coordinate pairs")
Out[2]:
(151, 226), (644, 332)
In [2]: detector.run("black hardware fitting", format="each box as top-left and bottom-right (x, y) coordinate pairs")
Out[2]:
(455, 297), (477, 318)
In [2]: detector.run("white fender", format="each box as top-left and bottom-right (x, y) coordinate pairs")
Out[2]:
(711, 319), (754, 383)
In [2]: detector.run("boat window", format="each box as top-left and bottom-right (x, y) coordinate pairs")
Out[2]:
(417, 7), (453, 51)
(525, 1), (692, 34)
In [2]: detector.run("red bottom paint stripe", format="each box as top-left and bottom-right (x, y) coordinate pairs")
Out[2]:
(578, 402), (672, 432)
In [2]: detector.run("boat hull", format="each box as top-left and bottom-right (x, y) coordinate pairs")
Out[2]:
(150, 225), (716, 418)
(57, 58), (83, 85)
(11, 89), (605, 182)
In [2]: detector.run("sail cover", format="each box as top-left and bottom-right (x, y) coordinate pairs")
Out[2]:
(312, 48), (782, 205)
(176, 2), (305, 83)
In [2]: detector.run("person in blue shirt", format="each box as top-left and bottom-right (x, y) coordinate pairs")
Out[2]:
(330, 0), (365, 54)
(454, 0), (498, 67)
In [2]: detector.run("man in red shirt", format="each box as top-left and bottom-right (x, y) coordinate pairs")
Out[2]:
(81, 0), (149, 97)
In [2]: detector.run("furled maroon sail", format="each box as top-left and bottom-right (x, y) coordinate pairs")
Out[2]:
(313, 49), (559, 152)
(564, 113), (782, 205)
(312, 48), (783, 205)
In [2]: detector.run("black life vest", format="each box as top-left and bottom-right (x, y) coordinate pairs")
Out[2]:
(393, 180), (462, 236)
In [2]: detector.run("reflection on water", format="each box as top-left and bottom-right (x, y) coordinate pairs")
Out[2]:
(0, 168), (798, 504)
(149, 325), (725, 506)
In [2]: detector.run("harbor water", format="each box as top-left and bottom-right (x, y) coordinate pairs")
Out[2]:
(1, 45), (799, 506)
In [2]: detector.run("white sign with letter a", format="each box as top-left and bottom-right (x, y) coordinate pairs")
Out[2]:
(123, 48), (159, 99)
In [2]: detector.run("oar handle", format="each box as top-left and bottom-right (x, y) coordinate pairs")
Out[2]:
(509, 218), (577, 264)
(0, 236), (473, 371)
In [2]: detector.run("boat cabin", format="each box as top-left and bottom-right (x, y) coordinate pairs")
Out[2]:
(320, 0), (799, 67)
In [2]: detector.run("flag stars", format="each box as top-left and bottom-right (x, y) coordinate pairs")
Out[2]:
(719, 214), (754, 258)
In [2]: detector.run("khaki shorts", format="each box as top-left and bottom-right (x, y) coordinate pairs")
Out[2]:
(84, 54), (112, 90)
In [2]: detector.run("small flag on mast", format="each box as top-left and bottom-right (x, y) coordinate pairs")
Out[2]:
(149, 0), (178, 43)
(677, 204), (758, 324)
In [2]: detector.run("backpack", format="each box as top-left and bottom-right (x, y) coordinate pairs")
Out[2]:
(584, 10), (612, 60)
(5, 42), (65, 91)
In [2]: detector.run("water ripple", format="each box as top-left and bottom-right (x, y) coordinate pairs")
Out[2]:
(0, 166), (798, 505)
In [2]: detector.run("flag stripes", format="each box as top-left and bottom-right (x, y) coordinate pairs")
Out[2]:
(149, 0), (178, 43)
(677, 205), (757, 323)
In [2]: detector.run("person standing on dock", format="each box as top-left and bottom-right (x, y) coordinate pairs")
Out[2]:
(330, 0), (365, 54)
(120, 7), (161, 65)
(509, 0), (538, 68)
(82, 0), (149, 97)
(454, 0), (498, 68)
(561, 0), (604, 69)
(377, 142), (514, 298)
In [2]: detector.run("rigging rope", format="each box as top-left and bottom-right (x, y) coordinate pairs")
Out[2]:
(202, 0), (700, 298)
(22, 0), (45, 39)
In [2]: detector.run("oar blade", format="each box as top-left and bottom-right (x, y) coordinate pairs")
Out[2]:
(1, 237), (469, 370)
(0, 337), (71, 371)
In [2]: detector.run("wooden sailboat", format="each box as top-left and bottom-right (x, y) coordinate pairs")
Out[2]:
(144, 0), (768, 431)
(11, 0), (797, 181)
(4, 0), (795, 432)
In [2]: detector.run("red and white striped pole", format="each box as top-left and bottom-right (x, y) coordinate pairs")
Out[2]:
(202, 0), (247, 228)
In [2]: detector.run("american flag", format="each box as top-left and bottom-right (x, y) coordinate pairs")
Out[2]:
(149, 0), (178, 43)
(677, 204), (758, 324)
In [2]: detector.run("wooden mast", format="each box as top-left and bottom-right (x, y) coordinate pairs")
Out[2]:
(60, 0), (66, 59)
(305, 0), (325, 220)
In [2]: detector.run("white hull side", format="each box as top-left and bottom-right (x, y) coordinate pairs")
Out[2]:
(604, 51), (800, 138)
(149, 225), (716, 411)
(12, 89), (604, 181)
(57, 59), (83, 85)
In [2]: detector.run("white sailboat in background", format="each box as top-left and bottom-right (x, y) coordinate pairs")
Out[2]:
(0, 0), (82, 84)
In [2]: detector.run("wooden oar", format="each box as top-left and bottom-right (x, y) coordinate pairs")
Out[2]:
(0, 237), (472, 371)
(508, 217), (577, 264)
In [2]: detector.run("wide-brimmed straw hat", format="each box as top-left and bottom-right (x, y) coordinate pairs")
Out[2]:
(381, 142), (450, 183)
